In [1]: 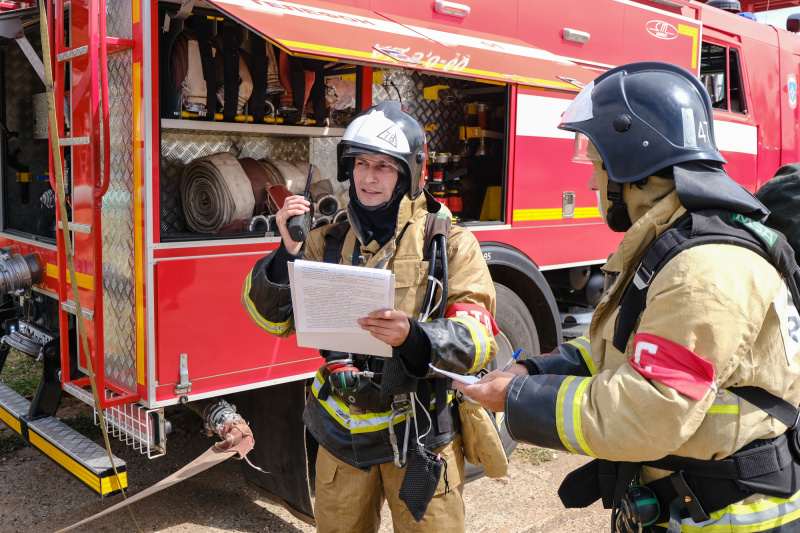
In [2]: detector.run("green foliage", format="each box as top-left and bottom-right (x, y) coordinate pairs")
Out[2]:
(0, 431), (26, 455)
(0, 349), (41, 397)
(514, 445), (556, 466)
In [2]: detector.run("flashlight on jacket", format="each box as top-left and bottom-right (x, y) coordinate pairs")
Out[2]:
(286, 163), (316, 242)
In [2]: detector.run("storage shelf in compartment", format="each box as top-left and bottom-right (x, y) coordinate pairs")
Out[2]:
(161, 119), (347, 137)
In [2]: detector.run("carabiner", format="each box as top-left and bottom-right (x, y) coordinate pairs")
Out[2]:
(388, 397), (411, 468)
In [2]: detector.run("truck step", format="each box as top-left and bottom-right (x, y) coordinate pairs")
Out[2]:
(0, 381), (127, 497)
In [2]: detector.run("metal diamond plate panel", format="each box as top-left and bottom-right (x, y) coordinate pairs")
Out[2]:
(160, 131), (309, 234)
(29, 416), (126, 471)
(310, 136), (347, 206)
(373, 70), (467, 154)
(0, 381), (31, 419)
(3, 29), (55, 238)
(101, 49), (137, 391)
(106, 0), (133, 40)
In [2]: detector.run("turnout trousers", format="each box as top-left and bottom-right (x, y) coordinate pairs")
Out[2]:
(314, 435), (466, 533)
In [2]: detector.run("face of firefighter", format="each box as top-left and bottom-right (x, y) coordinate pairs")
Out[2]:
(585, 142), (609, 224)
(352, 154), (401, 206)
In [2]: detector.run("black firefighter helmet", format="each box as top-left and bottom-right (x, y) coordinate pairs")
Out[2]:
(558, 61), (767, 226)
(558, 61), (726, 183)
(337, 100), (428, 198)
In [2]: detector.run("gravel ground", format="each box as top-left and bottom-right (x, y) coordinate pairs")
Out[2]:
(0, 399), (608, 533)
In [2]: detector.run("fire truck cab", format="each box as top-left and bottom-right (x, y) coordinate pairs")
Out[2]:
(0, 0), (798, 522)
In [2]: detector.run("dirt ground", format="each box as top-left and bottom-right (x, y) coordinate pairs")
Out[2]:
(0, 396), (608, 533)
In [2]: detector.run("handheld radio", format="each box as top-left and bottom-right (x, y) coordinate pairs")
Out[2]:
(287, 163), (316, 242)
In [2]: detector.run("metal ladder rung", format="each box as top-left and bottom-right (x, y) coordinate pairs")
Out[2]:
(57, 221), (92, 234)
(56, 45), (88, 62)
(58, 136), (90, 146)
(61, 300), (94, 321)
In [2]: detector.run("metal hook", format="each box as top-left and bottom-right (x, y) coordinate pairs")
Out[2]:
(388, 396), (411, 468)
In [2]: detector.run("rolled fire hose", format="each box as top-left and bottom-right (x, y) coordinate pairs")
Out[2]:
(312, 215), (332, 229)
(216, 215), (270, 235)
(267, 158), (306, 192)
(266, 183), (294, 213)
(332, 209), (348, 224)
(315, 193), (339, 217)
(180, 152), (255, 233)
(238, 157), (275, 216)
(308, 177), (339, 216)
(293, 161), (324, 193)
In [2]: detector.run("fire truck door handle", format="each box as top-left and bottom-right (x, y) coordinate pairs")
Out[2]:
(434, 1), (470, 18)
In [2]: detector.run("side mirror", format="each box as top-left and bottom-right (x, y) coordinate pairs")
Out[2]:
(788, 14), (800, 33)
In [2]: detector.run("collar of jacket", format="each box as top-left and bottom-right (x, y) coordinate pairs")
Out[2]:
(603, 189), (687, 277)
(346, 193), (429, 261)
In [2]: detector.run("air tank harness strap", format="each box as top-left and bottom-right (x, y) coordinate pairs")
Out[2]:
(613, 210), (800, 353)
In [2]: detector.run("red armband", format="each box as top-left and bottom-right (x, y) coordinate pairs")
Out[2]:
(444, 303), (500, 335)
(628, 333), (715, 401)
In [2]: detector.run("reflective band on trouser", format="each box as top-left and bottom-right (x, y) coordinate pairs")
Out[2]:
(663, 489), (800, 532)
(555, 376), (597, 457)
(708, 389), (740, 415)
(241, 272), (291, 335)
(567, 336), (595, 375)
(310, 373), (453, 434)
(448, 315), (490, 373)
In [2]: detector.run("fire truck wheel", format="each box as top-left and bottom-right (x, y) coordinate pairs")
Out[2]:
(465, 282), (540, 482)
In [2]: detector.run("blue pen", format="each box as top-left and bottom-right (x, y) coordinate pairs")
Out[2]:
(501, 348), (522, 372)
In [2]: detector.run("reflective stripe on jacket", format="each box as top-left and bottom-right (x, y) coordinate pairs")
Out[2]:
(243, 192), (497, 468)
(505, 190), (800, 530)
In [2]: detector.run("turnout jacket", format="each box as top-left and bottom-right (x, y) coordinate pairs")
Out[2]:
(243, 193), (497, 469)
(506, 190), (800, 530)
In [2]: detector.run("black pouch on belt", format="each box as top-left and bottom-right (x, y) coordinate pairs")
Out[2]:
(399, 443), (446, 522)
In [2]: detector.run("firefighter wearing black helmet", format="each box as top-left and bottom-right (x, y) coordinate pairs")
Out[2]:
(243, 101), (498, 532)
(456, 62), (800, 532)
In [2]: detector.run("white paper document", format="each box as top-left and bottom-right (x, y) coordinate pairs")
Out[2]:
(288, 260), (395, 357)
(428, 363), (481, 385)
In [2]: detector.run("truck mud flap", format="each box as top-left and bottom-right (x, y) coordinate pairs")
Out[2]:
(0, 381), (127, 497)
(229, 380), (315, 525)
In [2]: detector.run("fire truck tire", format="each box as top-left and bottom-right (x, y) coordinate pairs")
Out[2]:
(465, 282), (540, 482)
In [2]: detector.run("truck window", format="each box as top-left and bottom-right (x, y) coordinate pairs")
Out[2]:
(0, 27), (56, 242)
(700, 41), (747, 115)
(728, 48), (747, 114)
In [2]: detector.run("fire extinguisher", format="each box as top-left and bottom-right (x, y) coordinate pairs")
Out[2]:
(446, 177), (462, 220)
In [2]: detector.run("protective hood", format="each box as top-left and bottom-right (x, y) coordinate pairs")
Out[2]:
(672, 162), (769, 221)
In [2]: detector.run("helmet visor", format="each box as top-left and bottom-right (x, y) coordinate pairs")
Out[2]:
(560, 81), (595, 126)
(342, 146), (403, 174)
(572, 133), (601, 164)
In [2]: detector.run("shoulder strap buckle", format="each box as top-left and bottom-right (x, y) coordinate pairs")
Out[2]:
(633, 263), (655, 290)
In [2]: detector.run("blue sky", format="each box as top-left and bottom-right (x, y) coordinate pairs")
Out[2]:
(754, 6), (800, 28)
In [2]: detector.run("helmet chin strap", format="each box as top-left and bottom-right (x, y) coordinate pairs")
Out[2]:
(606, 180), (633, 233)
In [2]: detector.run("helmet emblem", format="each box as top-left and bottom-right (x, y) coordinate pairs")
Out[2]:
(378, 127), (398, 148)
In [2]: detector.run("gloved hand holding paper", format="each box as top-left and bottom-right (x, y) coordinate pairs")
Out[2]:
(288, 259), (395, 357)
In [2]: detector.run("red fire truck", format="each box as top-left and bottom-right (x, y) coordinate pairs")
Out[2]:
(0, 0), (797, 521)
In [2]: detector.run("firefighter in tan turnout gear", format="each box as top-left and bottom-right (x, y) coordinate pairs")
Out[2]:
(457, 62), (800, 532)
(242, 101), (497, 532)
